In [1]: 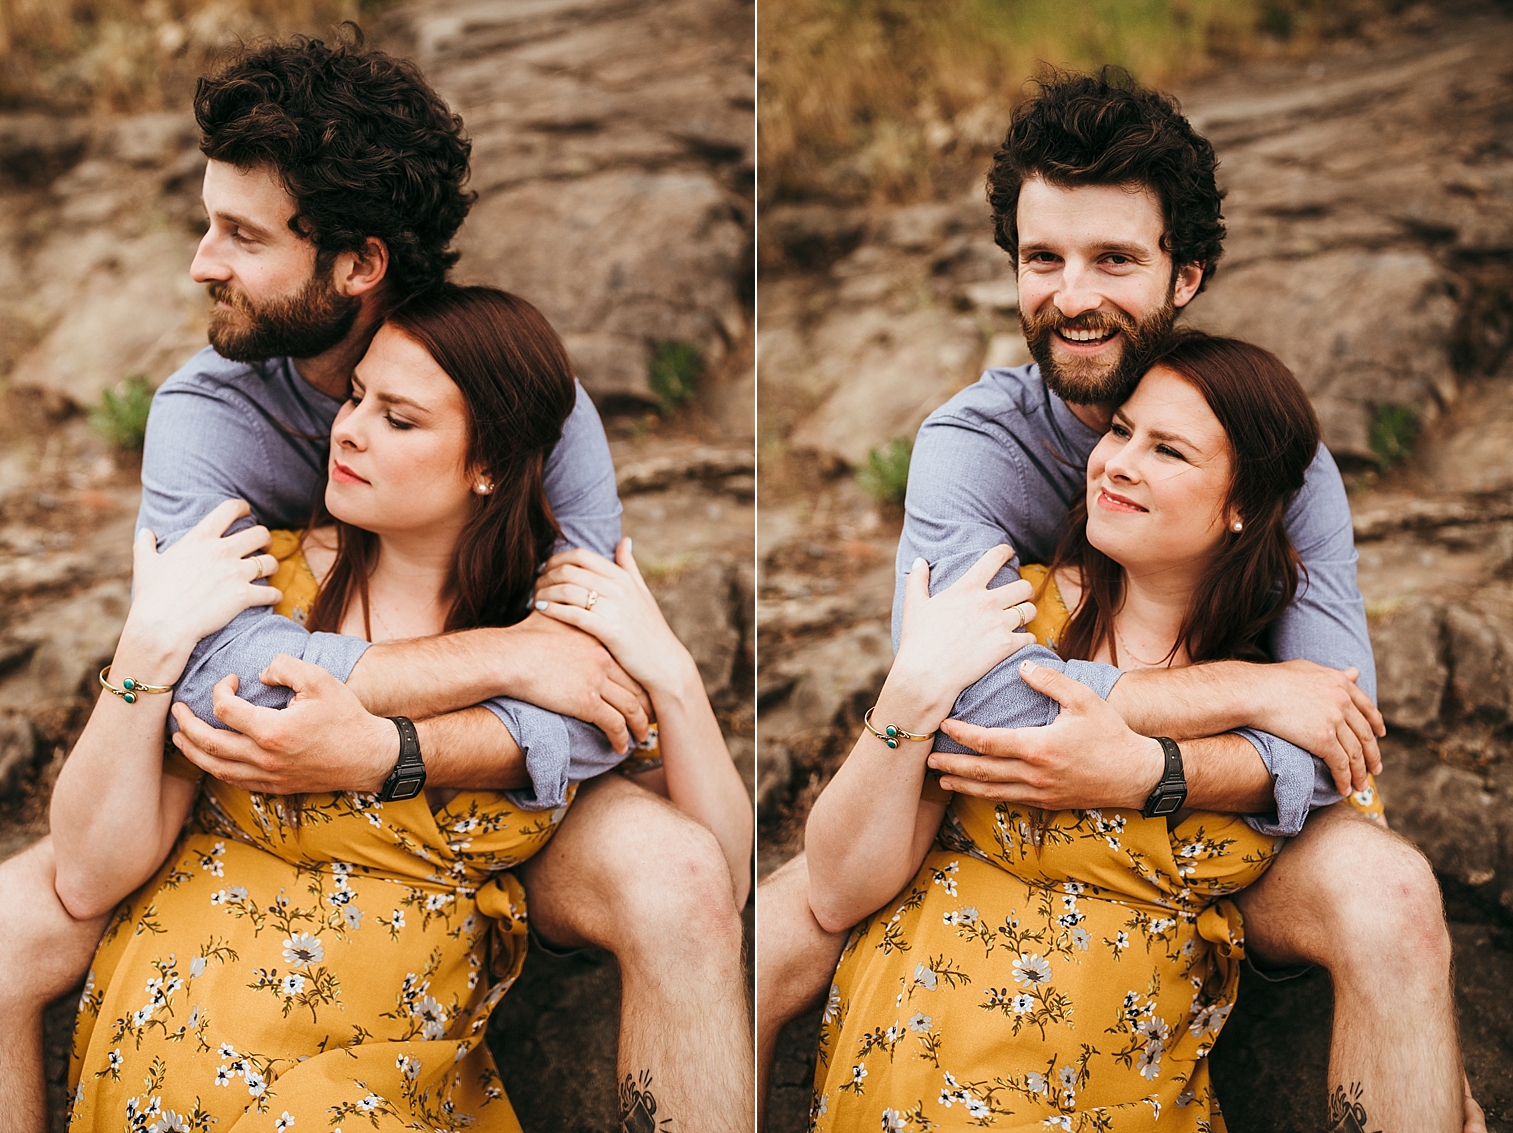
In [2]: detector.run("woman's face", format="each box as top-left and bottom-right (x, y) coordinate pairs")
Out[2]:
(1084, 366), (1235, 578)
(326, 323), (478, 538)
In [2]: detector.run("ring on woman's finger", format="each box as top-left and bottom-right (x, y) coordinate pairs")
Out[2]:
(1007, 600), (1036, 630)
(584, 588), (600, 611)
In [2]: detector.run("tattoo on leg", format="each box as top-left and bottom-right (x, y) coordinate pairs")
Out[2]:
(1328, 1082), (1383, 1133)
(619, 1069), (673, 1133)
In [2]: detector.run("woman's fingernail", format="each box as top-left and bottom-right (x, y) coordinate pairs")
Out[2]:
(625, 537), (633, 554)
(911, 557), (926, 572)
(1020, 659), (1037, 673)
(534, 600), (548, 611)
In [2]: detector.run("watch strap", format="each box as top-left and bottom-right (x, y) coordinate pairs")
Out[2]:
(1140, 736), (1187, 819)
(378, 715), (426, 802)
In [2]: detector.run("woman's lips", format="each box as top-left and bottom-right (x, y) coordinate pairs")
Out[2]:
(331, 461), (370, 485)
(1096, 487), (1147, 513)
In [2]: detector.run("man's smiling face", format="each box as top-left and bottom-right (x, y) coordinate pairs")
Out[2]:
(1015, 176), (1204, 407)
(191, 159), (360, 363)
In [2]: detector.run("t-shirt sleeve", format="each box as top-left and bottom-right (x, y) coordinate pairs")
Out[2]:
(139, 378), (371, 730)
(542, 381), (623, 558)
(894, 408), (1126, 743)
(1241, 442), (1376, 833)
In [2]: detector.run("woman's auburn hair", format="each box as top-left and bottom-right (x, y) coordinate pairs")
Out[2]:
(307, 283), (575, 638)
(1050, 331), (1321, 667)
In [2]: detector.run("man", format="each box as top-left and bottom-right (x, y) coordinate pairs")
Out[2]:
(0, 32), (751, 1131)
(759, 70), (1480, 1132)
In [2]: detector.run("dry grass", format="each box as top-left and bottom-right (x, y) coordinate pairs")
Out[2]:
(758, 0), (1419, 206)
(0, 0), (372, 111)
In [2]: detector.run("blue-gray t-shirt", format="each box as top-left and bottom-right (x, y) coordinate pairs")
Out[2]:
(894, 363), (1374, 837)
(139, 347), (628, 810)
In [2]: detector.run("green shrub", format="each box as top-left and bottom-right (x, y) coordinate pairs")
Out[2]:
(647, 340), (702, 412)
(1368, 403), (1417, 469)
(89, 375), (154, 451)
(856, 436), (913, 505)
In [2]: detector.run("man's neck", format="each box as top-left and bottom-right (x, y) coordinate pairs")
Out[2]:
(1065, 399), (1115, 435)
(289, 302), (388, 400)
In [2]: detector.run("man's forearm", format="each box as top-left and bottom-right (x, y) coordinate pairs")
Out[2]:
(1105, 662), (1256, 739)
(1179, 733), (1275, 815)
(347, 628), (510, 719)
(414, 706), (529, 791)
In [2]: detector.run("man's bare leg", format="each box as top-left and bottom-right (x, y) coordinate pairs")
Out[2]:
(1234, 804), (1463, 1132)
(517, 774), (752, 1133)
(755, 852), (845, 1130)
(0, 836), (108, 1131)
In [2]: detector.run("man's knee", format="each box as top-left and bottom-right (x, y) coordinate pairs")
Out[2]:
(0, 837), (105, 1011)
(566, 793), (743, 961)
(1277, 814), (1450, 979)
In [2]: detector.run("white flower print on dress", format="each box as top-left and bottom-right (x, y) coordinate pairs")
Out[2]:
(1011, 952), (1053, 988)
(281, 932), (323, 968)
(275, 1112), (296, 1131)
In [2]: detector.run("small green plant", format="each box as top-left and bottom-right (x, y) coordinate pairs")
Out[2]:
(89, 375), (154, 451)
(856, 436), (913, 506)
(1368, 403), (1418, 469)
(647, 340), (702, 413)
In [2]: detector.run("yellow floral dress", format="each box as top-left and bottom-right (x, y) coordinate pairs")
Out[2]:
(811, 565), (1384, 1132)
(67, 531), (579, 1132)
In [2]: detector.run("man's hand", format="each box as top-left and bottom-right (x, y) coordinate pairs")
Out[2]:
(493, 613), (652, 754)
(171, 655), (397, 795)
(930, 659), (1165, 810)
(1244, 659), (1383, 795)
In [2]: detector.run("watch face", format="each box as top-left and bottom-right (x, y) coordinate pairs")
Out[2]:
(388, 774), (426, 800)
(1149, 793), (1183, 816)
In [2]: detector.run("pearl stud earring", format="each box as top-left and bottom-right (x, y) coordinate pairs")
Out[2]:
(475, 480), (493, 495)
(1231, 520), (1243, 533)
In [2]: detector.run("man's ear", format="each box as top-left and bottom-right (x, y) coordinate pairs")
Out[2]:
(1172, 261), (1204, 309)
(332, 237), (390, 298)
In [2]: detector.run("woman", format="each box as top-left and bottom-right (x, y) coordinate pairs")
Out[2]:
(804, 332), (1381, 1131)
(48, 284), (751, 1130)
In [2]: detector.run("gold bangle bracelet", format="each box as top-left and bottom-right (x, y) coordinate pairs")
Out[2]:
(863, 707), (934, 750)
(99, 666), (172, 704)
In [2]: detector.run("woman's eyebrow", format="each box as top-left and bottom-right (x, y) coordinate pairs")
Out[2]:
(1146, 425), (1202, 452)
(372, 390), (430, 413)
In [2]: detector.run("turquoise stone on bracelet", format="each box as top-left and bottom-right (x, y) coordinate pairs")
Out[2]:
(123, 677), (137, 691)
(123, 692), (136, 703)
(886, 737), (898, 748)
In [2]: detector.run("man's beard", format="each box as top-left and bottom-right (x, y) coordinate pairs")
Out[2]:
(1022, 291), (1176, 406)
(207, 269), (360, 363)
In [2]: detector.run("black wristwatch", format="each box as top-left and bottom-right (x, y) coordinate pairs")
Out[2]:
(378, 716), (426, 802)
(1140, 737), (1187, 818)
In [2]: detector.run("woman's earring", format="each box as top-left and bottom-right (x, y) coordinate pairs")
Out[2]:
(1231, 519), (1244, 533)
(475, 480), (493, 495)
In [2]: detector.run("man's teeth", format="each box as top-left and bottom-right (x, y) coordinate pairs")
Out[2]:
(1061, 328), (1115, 342)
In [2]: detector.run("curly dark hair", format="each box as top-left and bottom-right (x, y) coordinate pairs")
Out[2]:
(987, 67), (1226, 292)
(194, 25), (476, 297)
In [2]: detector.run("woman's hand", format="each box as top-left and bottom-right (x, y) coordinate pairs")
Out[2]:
(124, 499), (282, 672)
(886, 546), (1039, 726)
(1244, 658), (1385, 794)
(533, 539), (694, 697)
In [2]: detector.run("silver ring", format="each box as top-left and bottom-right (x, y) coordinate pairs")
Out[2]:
(1007, 600), (1036, 630)
(585, 588), (599, 611)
